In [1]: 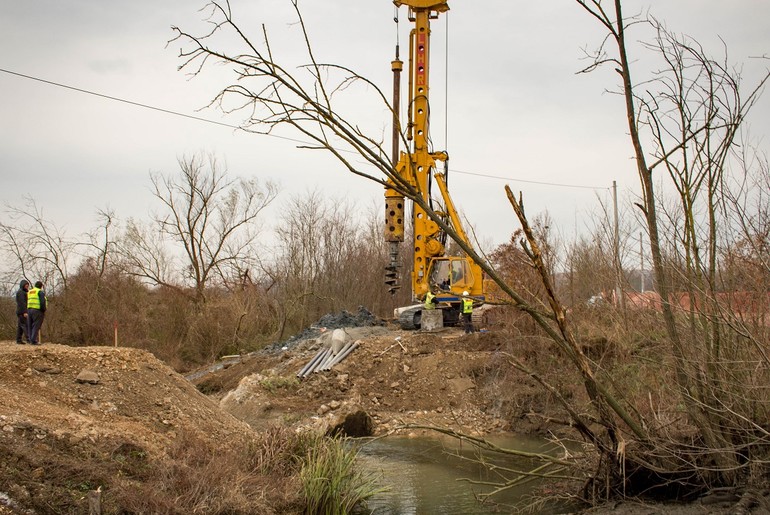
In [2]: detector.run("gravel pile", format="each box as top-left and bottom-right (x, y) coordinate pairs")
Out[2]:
(266, 306), (384, 353)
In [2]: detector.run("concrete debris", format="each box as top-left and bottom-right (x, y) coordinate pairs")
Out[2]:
(330, 329), (348, 354)
(268, 306), (384, 353)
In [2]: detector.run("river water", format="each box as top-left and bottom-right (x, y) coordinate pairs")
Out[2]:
(355, 433), (573, 514)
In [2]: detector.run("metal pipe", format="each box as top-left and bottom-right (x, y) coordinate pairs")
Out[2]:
(327, 342), (360, 370)
(298, 348), (325, 376)
(317, 347), (339, 372)
(303, 348), (332, 377)
(297, 347), (327, 378)
(321, 342), (353, 371)
(392, 46), (402, 168)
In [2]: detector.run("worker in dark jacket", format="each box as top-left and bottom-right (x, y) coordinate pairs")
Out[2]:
(27, 281), (46, 345)
(15, 279), (30, 344)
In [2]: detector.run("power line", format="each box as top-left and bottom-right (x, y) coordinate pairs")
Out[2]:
(0, 67), (309, 146)
(1, 66), (608, 191)
(450, 168), (608, 190)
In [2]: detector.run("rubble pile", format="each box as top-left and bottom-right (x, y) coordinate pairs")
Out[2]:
(267, 306), (385, 353)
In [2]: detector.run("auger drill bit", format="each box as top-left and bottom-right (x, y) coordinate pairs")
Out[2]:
(385, 241), (401, 294)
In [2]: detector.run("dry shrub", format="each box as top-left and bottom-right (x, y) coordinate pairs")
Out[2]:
(0, 431), (151, 514)
(249, 426), (315, 476)
(470, 323), (587, 435)
(569, 304), (681, 418)
(111, 430), (303, 515)
(0, 425), (312, 515)
(45, 263), (153, 347)
(0, 297), (15, 339)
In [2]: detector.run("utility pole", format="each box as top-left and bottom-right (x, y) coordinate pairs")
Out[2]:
(639, 231), (644, 293)
(613, 181), (622, 306)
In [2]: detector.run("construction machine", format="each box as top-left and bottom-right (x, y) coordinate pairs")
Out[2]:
(384, 0), (487, 329)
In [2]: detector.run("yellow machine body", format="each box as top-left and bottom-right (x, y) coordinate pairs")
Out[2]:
(385, 0), (486, 326)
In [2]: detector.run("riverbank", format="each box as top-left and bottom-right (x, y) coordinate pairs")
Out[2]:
(1, 317), (763, 513)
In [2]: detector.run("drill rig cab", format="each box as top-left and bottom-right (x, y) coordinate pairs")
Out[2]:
(385, 0), (486, 329)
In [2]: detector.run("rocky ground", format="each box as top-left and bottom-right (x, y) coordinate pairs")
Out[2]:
(192, 323), (518, 438)
(0, 308), (758, 513)
(0, 344), (252, 454)
(0, 341), (267, 514)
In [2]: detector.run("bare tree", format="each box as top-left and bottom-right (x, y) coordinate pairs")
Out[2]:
(85, 208), (118, 279)
(575, 0), (770, 497)
(265, 191), (396, 339)
(119, 153), (278, 304)
(0, 197), (74, 294)
(723, 147), (770, 290)
(172, 0), (769, 506)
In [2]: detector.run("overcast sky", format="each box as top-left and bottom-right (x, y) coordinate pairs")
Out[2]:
(1, 1), (768, 258)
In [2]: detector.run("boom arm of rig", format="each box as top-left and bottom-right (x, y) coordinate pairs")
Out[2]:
(384, 0), (485, 325)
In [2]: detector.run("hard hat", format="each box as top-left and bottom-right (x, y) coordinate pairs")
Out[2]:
(462, 291), (469, 296)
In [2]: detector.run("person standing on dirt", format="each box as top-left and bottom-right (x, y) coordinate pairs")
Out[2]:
(15, 279), (30, 344)
(27, 281), (47, 345)
(462, 291), (474, 334)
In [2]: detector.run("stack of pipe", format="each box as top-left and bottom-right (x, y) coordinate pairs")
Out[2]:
(296, 341), (360, 378)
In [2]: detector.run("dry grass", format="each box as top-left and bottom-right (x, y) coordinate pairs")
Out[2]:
(0, 422), (389, 514)
(299, 434), (385, 515)
(0, 426), (310, 514)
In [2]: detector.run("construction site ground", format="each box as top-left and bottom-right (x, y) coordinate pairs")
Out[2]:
(0, 311), (742, 513)
(193, 324), (523, 437)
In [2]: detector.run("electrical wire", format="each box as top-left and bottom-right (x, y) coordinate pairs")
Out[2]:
(0, 67), (310, 146)
(451, 168), (608, 190)
(0, 66), (608, 191)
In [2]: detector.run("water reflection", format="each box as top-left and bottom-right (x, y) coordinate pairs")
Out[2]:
(355, 433), (565, 514)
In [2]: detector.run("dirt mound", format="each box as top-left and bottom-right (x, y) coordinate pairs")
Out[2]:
(0, 343), (251, 452)
(192, 325), (533, 437)
(0, 341), (289, 514)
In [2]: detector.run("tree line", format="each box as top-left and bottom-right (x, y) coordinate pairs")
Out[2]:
(0, 154), (414, 368)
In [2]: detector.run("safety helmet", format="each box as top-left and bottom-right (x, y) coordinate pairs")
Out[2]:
(462, 291), (469, 296)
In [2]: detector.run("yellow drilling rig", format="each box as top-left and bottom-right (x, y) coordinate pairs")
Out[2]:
(384, 0), (488, 329)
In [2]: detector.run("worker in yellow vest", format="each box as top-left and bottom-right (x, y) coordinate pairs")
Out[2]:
(462, 291), (474, 334)
(424, 287), (437, 310)
(27, 281), (47, 345)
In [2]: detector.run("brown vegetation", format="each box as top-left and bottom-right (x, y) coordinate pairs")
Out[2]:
(1, 0), (770, 512)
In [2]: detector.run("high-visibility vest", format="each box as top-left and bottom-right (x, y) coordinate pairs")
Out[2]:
(424, 291), (436, 310)
(27, 287), (41, 309)
(462, 298), (473, 314)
